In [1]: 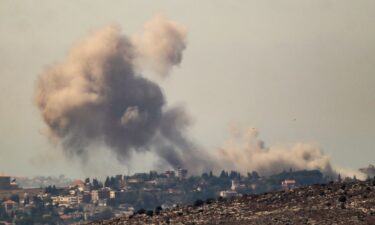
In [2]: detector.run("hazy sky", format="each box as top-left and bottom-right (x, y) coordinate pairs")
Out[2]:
(0, 0), (374, 178)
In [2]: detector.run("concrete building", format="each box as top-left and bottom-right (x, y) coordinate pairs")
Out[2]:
(91, 190), (99, 203)
(109, 190), (116, 199)
(51, 196), (70, 207)
(219, 190), (238, 198)
(281, 179), (296, 190)
(164, 170), (175, 178)
(231, 180), (239, 191)
(51, 195), (82, 207)
(177, 167), (188, 179)
(2, 200), (18, 215)
(82, 191), (91, 203)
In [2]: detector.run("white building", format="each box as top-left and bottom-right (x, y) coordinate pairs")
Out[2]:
(231, 180), (239, 191)
(219, 190), (239, 198)
(91, 190), (99, 203)
(51, 195), (82, 207)
(281, 179), (296, 190)
(109, 190), (116, 199)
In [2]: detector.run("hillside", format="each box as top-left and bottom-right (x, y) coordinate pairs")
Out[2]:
(90, 179), (375, 225)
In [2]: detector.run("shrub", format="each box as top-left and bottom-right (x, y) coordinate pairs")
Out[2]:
(205, 198), (214, 204)
(338, 195), (347, 203)
(194, 199), (204, 207)
(146, 210), (153, 217)
(217, 196), (225, 202)
(137, 208), (146, 214)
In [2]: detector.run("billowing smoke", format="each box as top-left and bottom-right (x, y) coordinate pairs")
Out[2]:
(217, 127), (336, 177)
(35, 16), (343, 177)
(133, 16), (187, 77)
(34, 16), (210, 173)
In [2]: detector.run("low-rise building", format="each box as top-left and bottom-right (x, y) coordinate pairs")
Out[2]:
(109, 190), (116, 199)
(219, 190), (239, 198)
(281, 179), (296, 190)
(1, 200), (18, 214)
(177, 168), (188, 180)
(91, 190), (99, 203)
(164, 170), (175, 178)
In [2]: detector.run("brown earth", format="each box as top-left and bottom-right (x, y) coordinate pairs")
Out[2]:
(90, 179), (375, 225)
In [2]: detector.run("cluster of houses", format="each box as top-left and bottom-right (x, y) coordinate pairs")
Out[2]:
(1, 168), (192, 224)
(219, 179), (297, 198)
(1, 167), (308, 224)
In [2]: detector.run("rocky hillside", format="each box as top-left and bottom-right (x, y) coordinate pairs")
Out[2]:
(90, 179), (375, 225)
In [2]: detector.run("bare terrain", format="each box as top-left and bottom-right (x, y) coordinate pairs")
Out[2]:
(90, 179), (375, 225)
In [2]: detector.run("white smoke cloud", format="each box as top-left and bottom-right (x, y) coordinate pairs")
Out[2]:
(133, 15), (187, 77)
(216, 127), (335, 176)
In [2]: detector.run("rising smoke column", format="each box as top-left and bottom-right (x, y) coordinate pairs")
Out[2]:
(34, 16), (213, 173)
(34, 16), (341, 177)
(217, 127), (335, 176)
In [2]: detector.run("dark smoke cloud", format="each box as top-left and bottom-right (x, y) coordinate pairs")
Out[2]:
(34, 17), (203, 171)
(154, 106), (216, 173)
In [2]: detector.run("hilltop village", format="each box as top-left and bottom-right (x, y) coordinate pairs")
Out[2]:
(0, 168), (356, 225)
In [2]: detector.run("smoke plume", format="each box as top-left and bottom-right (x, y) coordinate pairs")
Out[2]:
(133, 16), (187, 77)
(217, 127), (335, 176)
(34, 16), (207, 172)
(35, 16), (342, 177)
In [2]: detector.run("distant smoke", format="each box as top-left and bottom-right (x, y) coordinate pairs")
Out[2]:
(34, 17), (204, 172)
(217, 127), (336, 177)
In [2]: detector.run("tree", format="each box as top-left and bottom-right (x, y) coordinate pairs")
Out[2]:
(104, 176), (110, 187)
(251, 171), (260, 179)
(10, 194), (19, 203)
(24, 195), (30, 205)
(220, 170), (227, 178)
(194, 199), (204, 207)
(146, 210), (153, 217)
(110, 176), (116, 187)
(64, 207), (75, 214)
(52, 185), (58, 195)
(137, 208), (146, 214)
(0, 205), (9, 220)
(93, 178), (101, 189)
(155, 206), (162, 212)
(229, 171), (240, 179)
(201, 173), (209, 180)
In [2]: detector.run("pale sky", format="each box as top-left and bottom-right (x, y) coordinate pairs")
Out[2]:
(0, 0), (374, 178)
